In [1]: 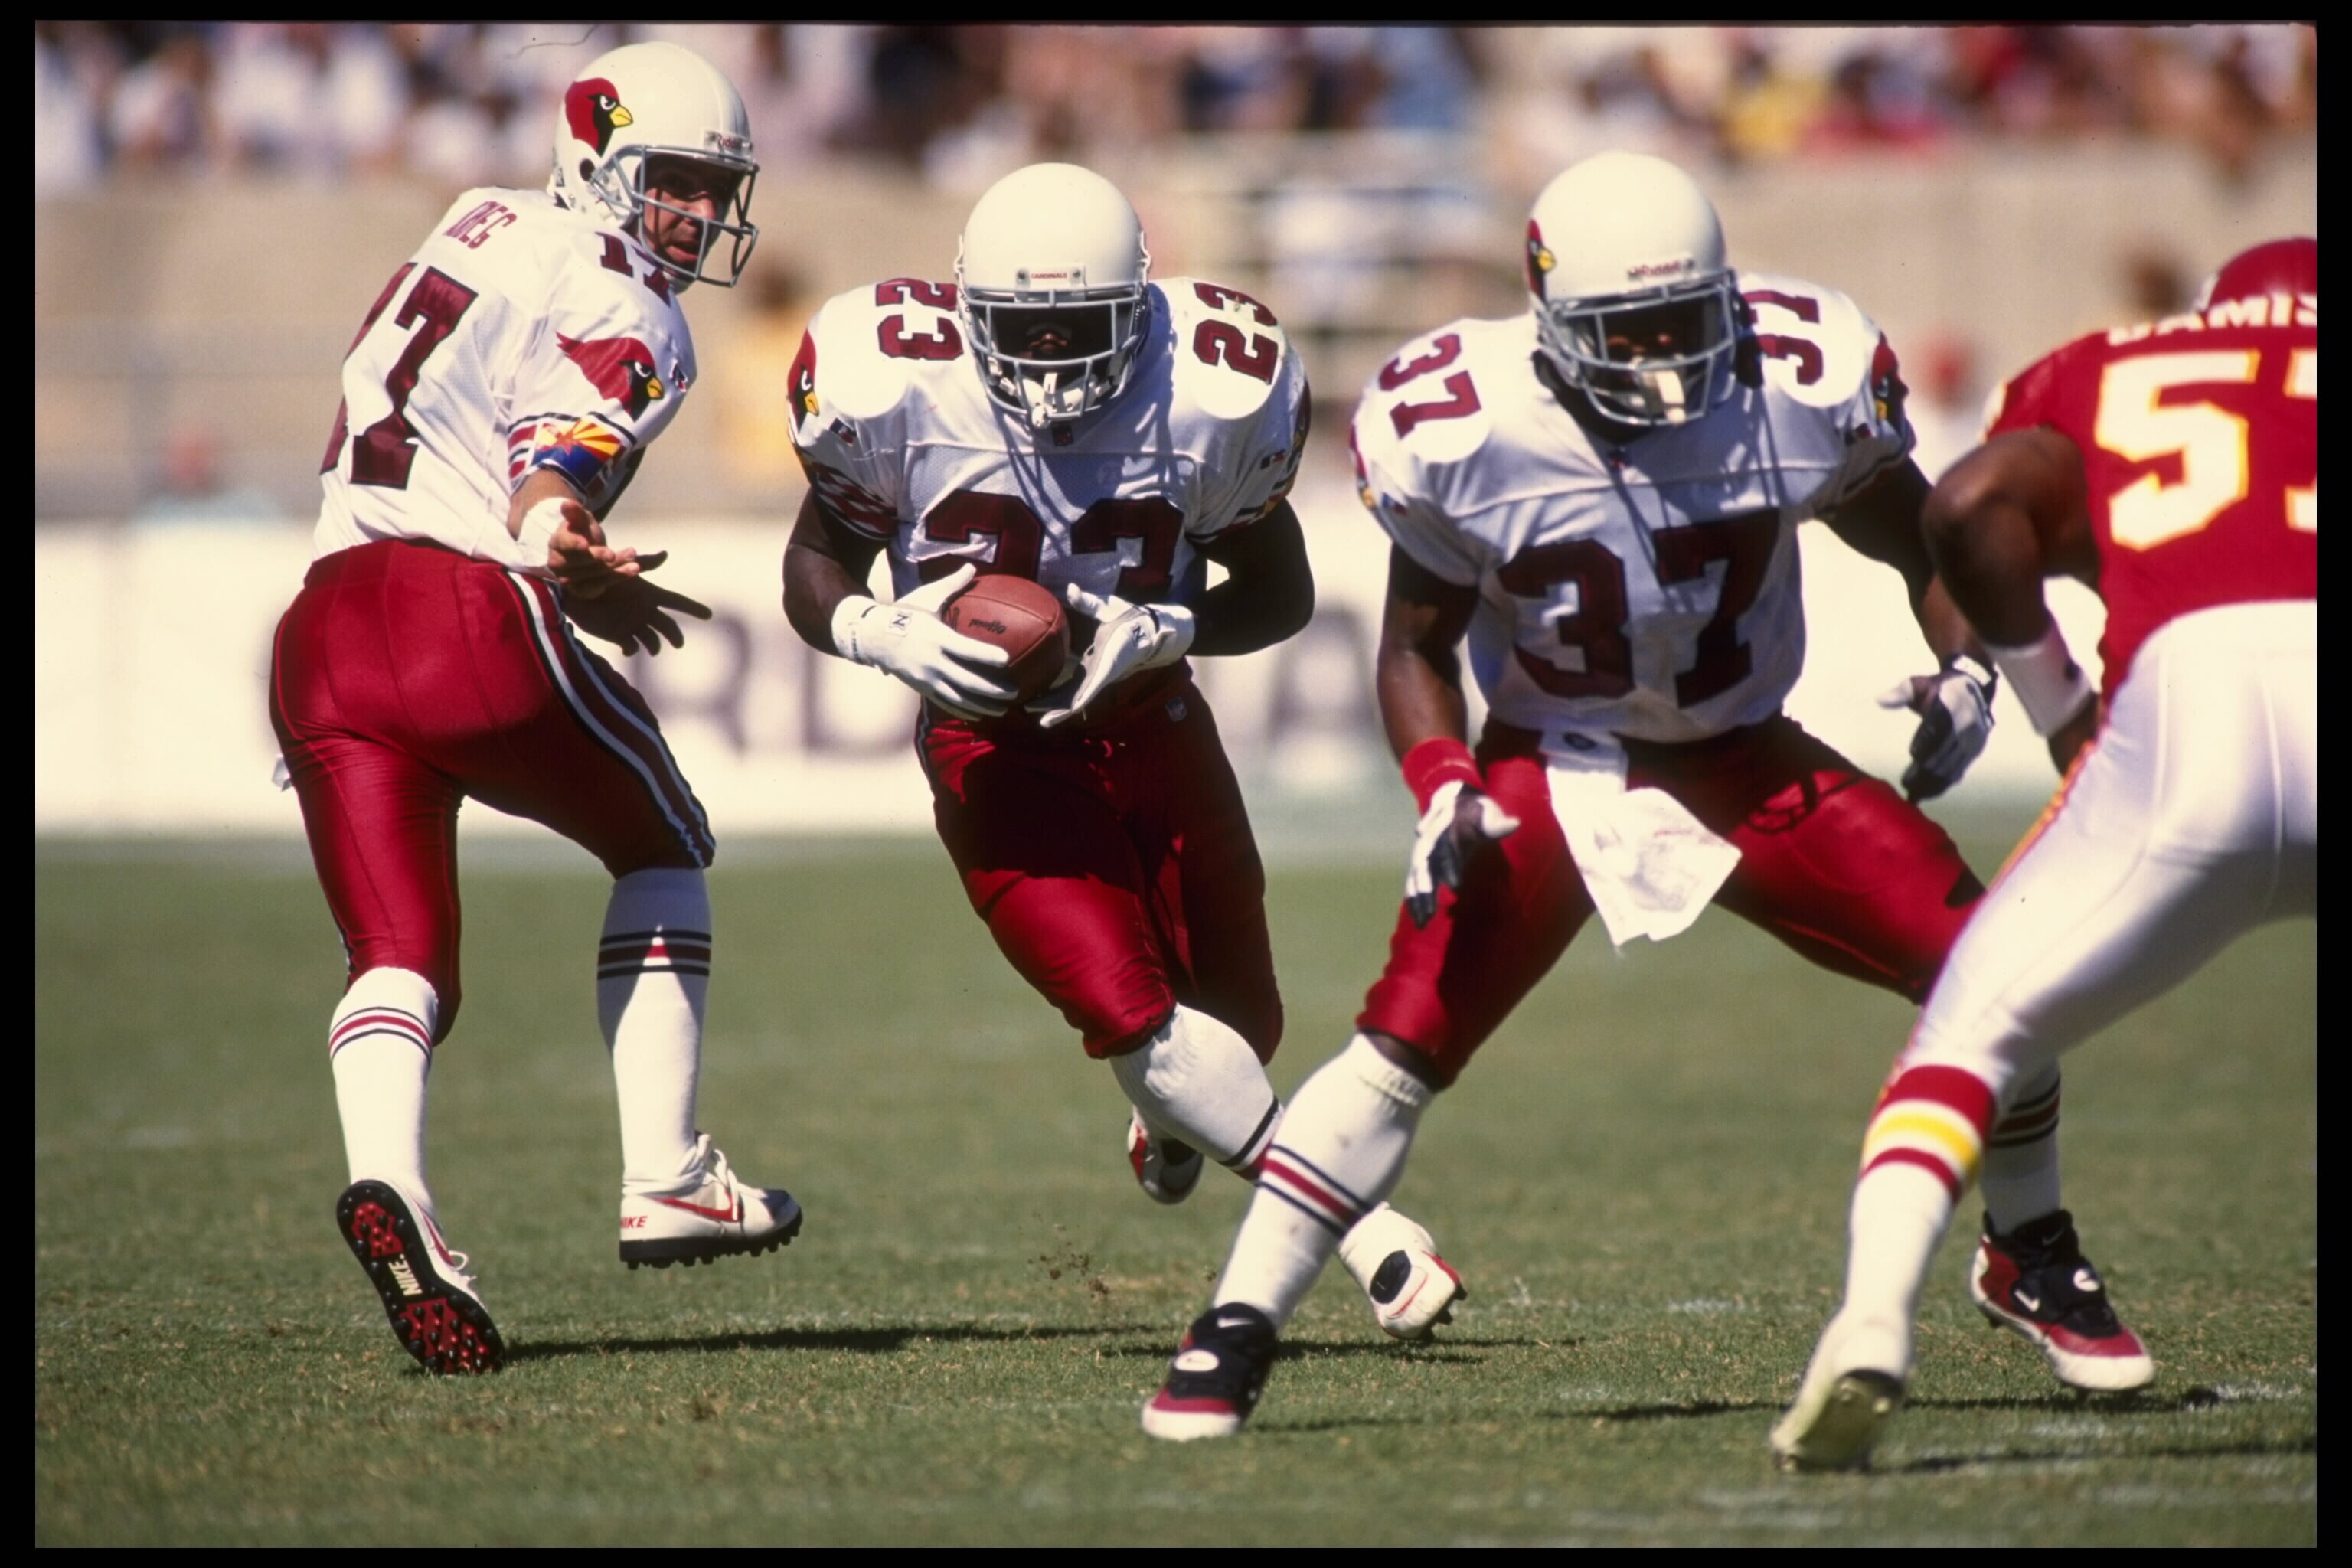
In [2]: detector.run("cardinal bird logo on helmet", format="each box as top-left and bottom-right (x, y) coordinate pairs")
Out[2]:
(1524, 220), (1557, 298)
(565, 77), (634, 155)
(559, 332), (665, 417)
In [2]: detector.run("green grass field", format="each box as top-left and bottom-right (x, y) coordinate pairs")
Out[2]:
(36, 812), (2315, 1545)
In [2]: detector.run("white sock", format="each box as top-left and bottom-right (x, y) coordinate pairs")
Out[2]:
(1980, 1064), (2063, 1234)
(599, 868), (710, 1194)
(1107, 1005), (1282, 1174)
(1214, 1034), (1435, 1328)
(1835, 1161), (1955, 1372)
(329, 967), (437, 1215)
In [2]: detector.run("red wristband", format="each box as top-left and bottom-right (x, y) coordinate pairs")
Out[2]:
(1401, 737), (1481, 813)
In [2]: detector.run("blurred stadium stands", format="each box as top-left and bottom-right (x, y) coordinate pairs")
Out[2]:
(32, 25), (2317, 835)
(36, 23), (2318, 522)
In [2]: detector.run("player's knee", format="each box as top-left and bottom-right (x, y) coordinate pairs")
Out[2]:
(1071, 976), (1178, 1060)
(607, 840), (710, 877)
(348, 944), (459, 1037)
(1364, 1028), (1453, 1093)
(338, 964), (448, 1047)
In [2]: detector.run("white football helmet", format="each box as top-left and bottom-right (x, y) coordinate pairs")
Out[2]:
(1525, 151), (1740, 427)
(547, 41), (758, 289)
(956, 164), (1152, 429)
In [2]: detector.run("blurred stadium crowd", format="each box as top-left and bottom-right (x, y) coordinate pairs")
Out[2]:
(34, 24), (2318, 526)
(38, 23), (2317, 196)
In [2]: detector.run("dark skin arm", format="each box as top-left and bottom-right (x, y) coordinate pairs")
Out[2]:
(1375, 544), (1481, 761)
(1187, 500), (1316, 656)
(1920, 427), (2105, 771)
(1364, 542), (1486, 1086)
(1818, 455), (1982, 665)
(782, 490), (883, 652)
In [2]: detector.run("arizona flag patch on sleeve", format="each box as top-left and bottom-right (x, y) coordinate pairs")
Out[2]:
(510, 414), (633, 498)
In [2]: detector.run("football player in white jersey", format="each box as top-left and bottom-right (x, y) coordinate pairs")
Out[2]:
(1142, 150), (2139, 1440)
(272, 41), (799, 1377)
(782, 162), (1452, 1337)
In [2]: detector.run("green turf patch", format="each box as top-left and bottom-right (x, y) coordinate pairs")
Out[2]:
(37, 826), (2314, 1544)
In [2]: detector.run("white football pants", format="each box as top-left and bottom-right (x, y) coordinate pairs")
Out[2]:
(1899, 600), (2315, 1103)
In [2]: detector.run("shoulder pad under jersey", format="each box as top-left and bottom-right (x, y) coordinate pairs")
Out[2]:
(1737, 271), (1890, 413)
(799, 279), (974, 430)
(1354, 315), (1523, 488)
(1160, 277), (1300, 426)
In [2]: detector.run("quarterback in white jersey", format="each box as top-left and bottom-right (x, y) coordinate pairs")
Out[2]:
(312, 180), (694, 571)
(783, 162), (1455, 1342)
(273, 42), (798, 1380)
(1143, 151), (2132, 1443)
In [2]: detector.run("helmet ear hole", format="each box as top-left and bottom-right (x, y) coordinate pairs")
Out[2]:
(580, 158), (596, 181)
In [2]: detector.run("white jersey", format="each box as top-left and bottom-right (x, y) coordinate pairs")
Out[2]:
(1352, 272), (1913, 746)
(312, 187), (697, 568)
(788, 276), (1308, 605)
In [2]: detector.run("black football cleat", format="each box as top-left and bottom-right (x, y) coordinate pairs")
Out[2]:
(1971, 1209), (2152, 1392)
(1140, 1303), (1281, 1441)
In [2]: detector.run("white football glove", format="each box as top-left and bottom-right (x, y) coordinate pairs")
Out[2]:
(1877, 652), (1998, 802)
(1036, 584), (1197, 730)
(831, 563), (1018, 720)
(1403, 779), (1521, 929)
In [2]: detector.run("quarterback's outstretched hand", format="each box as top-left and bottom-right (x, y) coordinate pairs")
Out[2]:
(1403, 779), (1521, 928)
(524, 496), (650, 598)
(1038, 585), (1197, 730)
(832, 563), (1018, 720)
(563, 571), (712, 657)
(1879, 653), (1998, 802)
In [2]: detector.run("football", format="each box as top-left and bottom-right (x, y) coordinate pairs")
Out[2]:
(941, 574), (1071, 704)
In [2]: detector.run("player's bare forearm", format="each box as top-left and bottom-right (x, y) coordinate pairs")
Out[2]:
(1823, 457), (1984, 663)
(1922, 430), (2099, 647)
(507, 468), (586, 538)
(782, 491), (885, 652)
(1187, 502), (1315, 656)
(509, 466), (661, 593)
(1376, 546), (1478, 762)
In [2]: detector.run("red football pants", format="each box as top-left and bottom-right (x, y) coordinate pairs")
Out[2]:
(268, 540), (711, 1034)
(1360, 716), (1981, 1086)
(923, 683), (1282, 1060)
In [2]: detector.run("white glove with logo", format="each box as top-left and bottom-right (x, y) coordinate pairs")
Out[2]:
(1878, 653), (1998, 802)
(831, 563), (1017, 720)
(1403, 779), (1521, 929)
(1037, 584), (1197, 730)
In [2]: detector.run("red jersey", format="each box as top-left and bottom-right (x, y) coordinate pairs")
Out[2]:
(1985, 293), (2317, 697)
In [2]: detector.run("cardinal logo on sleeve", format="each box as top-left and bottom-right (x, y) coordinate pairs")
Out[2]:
(559, 332), (665, 417)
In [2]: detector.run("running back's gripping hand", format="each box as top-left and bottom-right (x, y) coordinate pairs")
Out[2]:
(1404, 780), (1521, 928)
(832, 563), (1018, 720)
(1879, 653), (1997, 802)
(1037, 584), (1197, 730)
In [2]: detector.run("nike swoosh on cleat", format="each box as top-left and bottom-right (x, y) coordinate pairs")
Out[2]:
(652, 1194), (743, 1223)
(2014, 1290), (2040, 1312)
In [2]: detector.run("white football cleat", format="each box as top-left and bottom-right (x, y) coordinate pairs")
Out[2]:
(619, 1134), (802, 1270)
(1339, 1202), (1465, 1340)
(1769, 1311), (1909, 1472)
(335, 1178), (505, 1376)
(1126, 1109), (1204, 1204)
